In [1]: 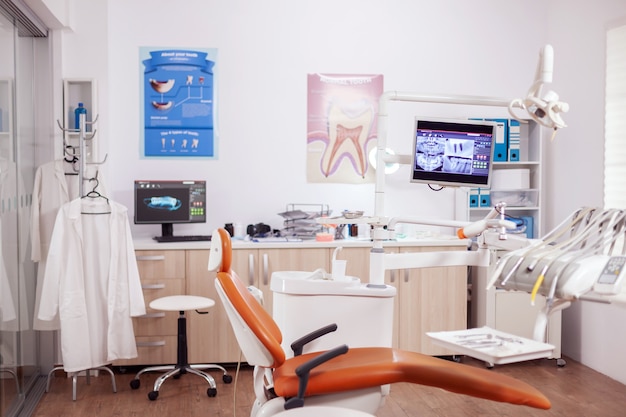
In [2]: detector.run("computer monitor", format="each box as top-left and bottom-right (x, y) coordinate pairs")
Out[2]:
(411, 118), (496, 188)
(134, 180), (207, 238)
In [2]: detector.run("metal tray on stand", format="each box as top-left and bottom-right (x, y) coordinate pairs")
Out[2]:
(279, 203), (331, 239)
(427, 326), (555, 366)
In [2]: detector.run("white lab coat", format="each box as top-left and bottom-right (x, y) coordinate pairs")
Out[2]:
(31, 159), (104, 330)
(37, 197), (146, 372)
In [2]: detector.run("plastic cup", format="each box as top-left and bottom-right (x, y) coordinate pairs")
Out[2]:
(332, 260), (347, 281)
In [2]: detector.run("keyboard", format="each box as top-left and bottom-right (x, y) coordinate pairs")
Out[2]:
(154, 235), (212, 243)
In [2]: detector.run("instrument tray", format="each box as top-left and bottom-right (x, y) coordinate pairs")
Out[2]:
(427, 326), (554, 365)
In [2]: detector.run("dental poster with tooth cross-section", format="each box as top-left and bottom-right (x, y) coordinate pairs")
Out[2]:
(307, 73), (383, 183)
(141, 47), (217, 158)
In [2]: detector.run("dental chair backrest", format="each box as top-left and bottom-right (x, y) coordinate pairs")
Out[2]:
(210, 228), (285, 368)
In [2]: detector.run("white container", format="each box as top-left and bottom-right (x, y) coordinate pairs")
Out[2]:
(331, 259), (347, 281)
(271, 271), (396, 357)
(491, 169), (530, 190)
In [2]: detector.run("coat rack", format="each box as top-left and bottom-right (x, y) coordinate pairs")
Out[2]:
(51, 111), (114, 400)
(56, 112), (106, 197)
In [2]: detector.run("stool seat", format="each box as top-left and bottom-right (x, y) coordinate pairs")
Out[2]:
(130, 294), (231, 401)
(150, 295), (215, 311)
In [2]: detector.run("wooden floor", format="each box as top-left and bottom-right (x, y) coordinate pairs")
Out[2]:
(29, 356), (626, 417)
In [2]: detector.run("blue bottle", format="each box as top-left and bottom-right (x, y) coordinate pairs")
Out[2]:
(74, 102), (87, 130)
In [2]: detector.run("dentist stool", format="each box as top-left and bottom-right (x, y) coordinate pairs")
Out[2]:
(129, 295), (232, 400)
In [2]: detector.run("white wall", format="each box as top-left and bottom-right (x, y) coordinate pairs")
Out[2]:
(101, 0), (547, 238)
(542, 0), (626, 386)
(49, 0), (626, 383)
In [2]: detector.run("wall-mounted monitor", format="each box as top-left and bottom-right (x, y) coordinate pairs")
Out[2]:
(134, 180), (206, 239)
(411, 118), (496, 188)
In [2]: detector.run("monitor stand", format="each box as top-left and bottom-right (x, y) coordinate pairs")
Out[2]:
(161, 223), (174, 239)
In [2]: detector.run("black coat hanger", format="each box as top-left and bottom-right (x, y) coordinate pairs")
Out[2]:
(81, 176), (111, 214)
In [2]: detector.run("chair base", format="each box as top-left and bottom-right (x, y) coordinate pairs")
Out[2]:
(129, 308), (232, 400)
(46, 365), (117, 401)
(130, 363), (232, 401)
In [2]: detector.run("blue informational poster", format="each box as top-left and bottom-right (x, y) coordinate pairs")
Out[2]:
(141, 48), (217, 158)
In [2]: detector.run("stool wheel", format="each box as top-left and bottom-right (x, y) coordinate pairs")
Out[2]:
(130, 379), (140, 390)
(148, 391), (159, 401)
(207, 387), (217, 397)
(223, 374), (233, 384)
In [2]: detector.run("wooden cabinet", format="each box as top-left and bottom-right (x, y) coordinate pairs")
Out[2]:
(394, 246), (466, 355)
(126, 241), (468, 365)
(115, 250), (185, 366)
(186, 250), (241, 363)
(231, 247), (330, 315)
(336, 244), (467, 355)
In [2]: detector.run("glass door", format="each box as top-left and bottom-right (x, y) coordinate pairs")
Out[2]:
(0, 8), (49, 416)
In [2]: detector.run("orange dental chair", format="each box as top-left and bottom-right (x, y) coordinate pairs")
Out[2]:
(208, 228), (550, 416)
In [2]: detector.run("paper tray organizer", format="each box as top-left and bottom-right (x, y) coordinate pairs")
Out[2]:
(427, 326), (554, 365)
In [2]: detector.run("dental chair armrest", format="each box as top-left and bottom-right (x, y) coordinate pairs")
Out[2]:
(284, 344), (350, 410)
(290, 323), (338, 356)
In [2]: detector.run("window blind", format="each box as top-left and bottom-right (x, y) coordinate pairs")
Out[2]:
(604, 24), (626, 209)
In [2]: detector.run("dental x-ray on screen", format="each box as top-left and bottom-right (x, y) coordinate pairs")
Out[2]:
(410, 118), (496, 188)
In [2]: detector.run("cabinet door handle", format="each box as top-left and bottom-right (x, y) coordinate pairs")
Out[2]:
(262, 253), (269, 286)
(136, 341), (166, 347)
(404, 269), (409, 283)
(390, 270), (396, 283)
(136, 255), (166, 261)
(248, 254), (255, 286)
(141, 284), (166, 290)
(139, 312), (166, 318)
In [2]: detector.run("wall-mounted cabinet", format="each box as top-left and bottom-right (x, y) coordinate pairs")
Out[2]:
(0, 79), (13, 159)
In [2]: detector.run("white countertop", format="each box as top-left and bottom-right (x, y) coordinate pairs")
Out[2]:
(132, 236), (470, 251)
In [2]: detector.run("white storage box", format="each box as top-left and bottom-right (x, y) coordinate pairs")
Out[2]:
(491, 169), (530, 190)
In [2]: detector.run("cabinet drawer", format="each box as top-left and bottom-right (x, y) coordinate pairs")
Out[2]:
(134, 278), (183, 336)
(136, 250), (185, 279)
(113, 335), (177, 366)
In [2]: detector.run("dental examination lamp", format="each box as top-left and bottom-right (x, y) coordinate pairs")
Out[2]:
(360, 44), (569, 287)
(508, 44), (569, 132)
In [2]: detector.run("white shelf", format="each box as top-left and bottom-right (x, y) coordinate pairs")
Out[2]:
(62, 79), (98, 160)
(465, 119), (544, 239)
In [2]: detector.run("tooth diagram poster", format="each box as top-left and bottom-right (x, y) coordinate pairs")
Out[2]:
(141, 47), (218, 158)
(306, 74), (383, 183)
